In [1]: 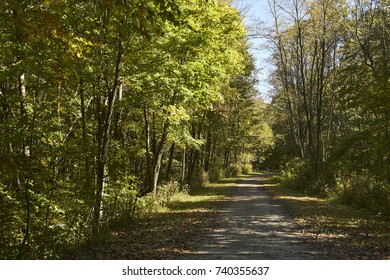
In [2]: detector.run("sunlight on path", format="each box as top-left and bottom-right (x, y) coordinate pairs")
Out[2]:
(182, 173), (324, 259)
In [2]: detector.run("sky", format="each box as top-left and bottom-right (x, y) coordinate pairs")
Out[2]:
(232, 0), (274, 102)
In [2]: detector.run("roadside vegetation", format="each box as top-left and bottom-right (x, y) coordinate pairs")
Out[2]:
(265, 0), (390, 224)
(2, 0), (389, 260)
(263, 175), (390, 260)
(0, 0), (271, 259)
(72, 178), (235, 259)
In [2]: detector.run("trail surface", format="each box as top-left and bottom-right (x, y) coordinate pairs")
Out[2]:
(183, 173), (324, 259)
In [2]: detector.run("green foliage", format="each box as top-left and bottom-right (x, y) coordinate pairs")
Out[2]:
(221, 163), (252, 177)
(266, 0), (390, 217)
(208, 166), (225, 183)
(241, 164), (252, 175)
(102, 177), (140, 226)
(0, 0), (259, 259)
(186, 163), (208, 189)
(335, 174), (390, 216)
(225, 164), (242, 178)
(136, 181), (181, 215)
(279, 158), (313, 192)
(136, 196), (163, 216)
(157, 181), (181, 206)
(0, 184), (21, 258)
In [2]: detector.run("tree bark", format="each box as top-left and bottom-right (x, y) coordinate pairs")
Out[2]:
(18, 73), (31, 258)
(181, 146), (186, 184)
(93, 39), (123, 236)
(204, 132), (212, 172)
(79, 78), (93, 195)
(150, 123), (169, 194)
(166, 142), (175, 181)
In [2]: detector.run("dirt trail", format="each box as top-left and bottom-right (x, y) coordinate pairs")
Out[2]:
(182, 173), (325, 259)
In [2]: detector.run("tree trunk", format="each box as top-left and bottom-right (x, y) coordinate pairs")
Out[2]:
(138, 115), (169, 197)
(204, 132), (212, 172)
(79, 78), (92, 196)
(150, 123), (169, 195)
(93, 39), (123, 236)
(166, 142), (175, 181)
(181, 146), (186, 184)
(143, 105), (151, 193)
(18, 73), (31, 258)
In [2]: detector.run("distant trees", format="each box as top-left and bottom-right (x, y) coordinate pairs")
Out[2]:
(267, 0), (390, 213)
(0, 0), (269, 259)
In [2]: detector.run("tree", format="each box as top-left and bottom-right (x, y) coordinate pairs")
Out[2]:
(268, 0), (347, 180)
(266, 0), (390, 214)
(0, 0), (261, 259)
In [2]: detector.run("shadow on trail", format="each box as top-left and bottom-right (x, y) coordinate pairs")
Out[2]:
(74, 173), (326, 260)
(181, 173), (326, 260)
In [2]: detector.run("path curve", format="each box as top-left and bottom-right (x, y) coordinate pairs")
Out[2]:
(183, 173), (324, 259)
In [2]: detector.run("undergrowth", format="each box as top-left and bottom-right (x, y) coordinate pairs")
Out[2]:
(70, 177), (235, 259)
(278, 158), (390, 217)
(263, 174), (390, 259)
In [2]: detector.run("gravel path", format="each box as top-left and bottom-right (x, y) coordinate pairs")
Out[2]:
(183, 173), (325, 259)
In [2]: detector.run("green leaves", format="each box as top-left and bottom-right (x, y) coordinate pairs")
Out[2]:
(267, 0), (390, 216)
(0, 0), (255, 259)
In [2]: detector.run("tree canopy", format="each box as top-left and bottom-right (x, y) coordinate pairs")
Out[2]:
(266, 0), (390, 214)
(0, 0), (270, 259)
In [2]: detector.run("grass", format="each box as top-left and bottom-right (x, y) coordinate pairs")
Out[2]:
(69, 172), (390, 259)
(71, 178), (235, 259)
(262, 175), (390, 259)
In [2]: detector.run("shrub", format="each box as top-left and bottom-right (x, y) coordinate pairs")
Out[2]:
(336, 174), (390, 215)
(279, 158), (312, 191)
(135, 181), (181, 216)
(0, 183), (21, 259)
(157, 181), (180, 206)
(103, 176), (139, 224)
(208, 166), (224, 182)
(187, 165), (208, 189)
(225, 164), (242, 178)
(136, 195), (162, 215)
(241, 163), (252, 175)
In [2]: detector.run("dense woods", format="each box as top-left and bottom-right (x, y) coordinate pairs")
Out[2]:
(267, 0), (390, 215)
(1, 0), (389, 260)
(0, 0), (271, 259)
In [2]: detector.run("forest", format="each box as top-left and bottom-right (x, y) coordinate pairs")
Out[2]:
(0, 0), (271, 259)
(0, 0), (389, 260)
(267, 0), (390, 216)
